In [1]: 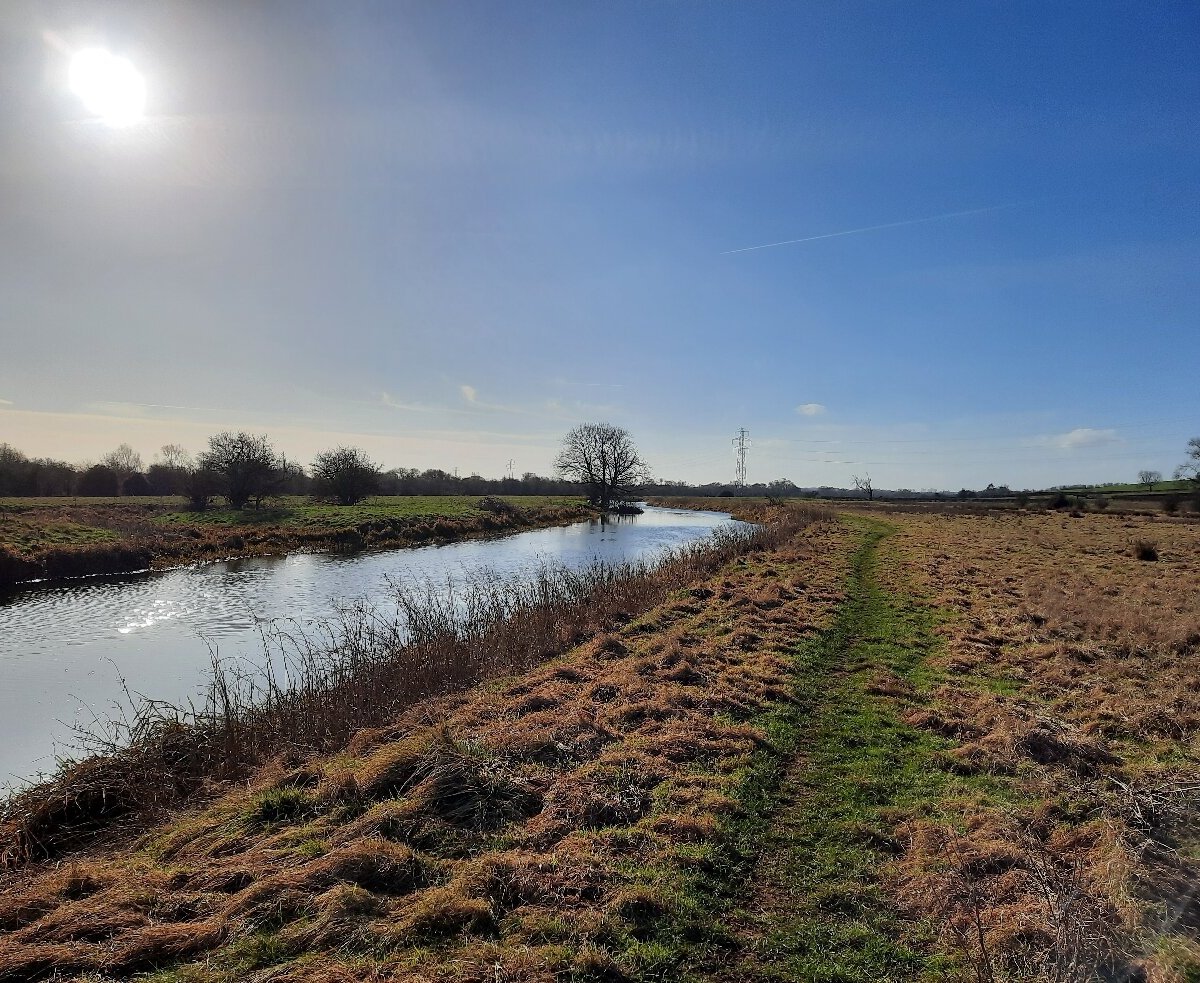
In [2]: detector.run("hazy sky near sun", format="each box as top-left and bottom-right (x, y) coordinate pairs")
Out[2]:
(1, 0), (1197, 490)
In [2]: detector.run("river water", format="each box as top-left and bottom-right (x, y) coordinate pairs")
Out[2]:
(0, 505), (742, 786)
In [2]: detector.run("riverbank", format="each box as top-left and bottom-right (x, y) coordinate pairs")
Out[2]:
(2, 506), (1197, 980)
(0, 496), (592, 589)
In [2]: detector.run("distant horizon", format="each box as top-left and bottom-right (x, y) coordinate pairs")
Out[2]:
(1, 418), (1192, 495)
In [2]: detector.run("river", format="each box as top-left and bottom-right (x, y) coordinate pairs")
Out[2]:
(0, 505), (743, 787)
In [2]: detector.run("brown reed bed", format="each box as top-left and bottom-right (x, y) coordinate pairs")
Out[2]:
(0, 505), (827, 869)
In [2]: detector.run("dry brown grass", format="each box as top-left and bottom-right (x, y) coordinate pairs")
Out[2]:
(0, 508), (851, 982)
(877, 509), (1200, 980)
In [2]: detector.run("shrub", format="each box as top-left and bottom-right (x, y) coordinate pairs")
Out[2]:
(477, 496), (519, 515)
(1094, 495), (1109, 511)
(1049, 491), (1071, 509)
(1133, 539), (1159, 562)
(1163, 495), (1180, 514)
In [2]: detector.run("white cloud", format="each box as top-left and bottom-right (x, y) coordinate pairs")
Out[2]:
(0, 397), (12, 407)
(1036, 427), (1123, 450)
(795, 402), (827, 416)
(460, 384), (478, 404)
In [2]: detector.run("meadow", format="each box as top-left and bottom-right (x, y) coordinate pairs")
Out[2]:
(1, 502), (1198, 981)
(0, 496), (590, 588)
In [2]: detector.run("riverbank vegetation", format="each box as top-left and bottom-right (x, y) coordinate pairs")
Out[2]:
(0, 496), (590, 589)
(2, 504), (1198, 981)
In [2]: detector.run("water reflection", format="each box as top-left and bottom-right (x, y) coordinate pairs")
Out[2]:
(0, 506), (742, 785)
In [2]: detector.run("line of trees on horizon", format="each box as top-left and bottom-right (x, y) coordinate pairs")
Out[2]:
(3, 430), (1197, 507)
(0, 436), (591, 506)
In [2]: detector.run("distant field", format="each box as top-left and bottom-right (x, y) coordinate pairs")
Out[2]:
(0, 495), (592, 586)
(0, 495), (584, 549)
(153, 495), (583, 529)
(1054, 479), (1190, 495)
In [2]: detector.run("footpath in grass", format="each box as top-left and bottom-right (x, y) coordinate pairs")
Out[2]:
(701, 517), (961, 982)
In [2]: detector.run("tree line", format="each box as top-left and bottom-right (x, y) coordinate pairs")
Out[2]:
(7, 425), (1195, 508)
(0, 434), (583, 506)
(0, 423), (651, 509)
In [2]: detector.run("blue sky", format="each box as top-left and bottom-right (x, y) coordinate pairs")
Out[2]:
(0, 0), (1196, 489)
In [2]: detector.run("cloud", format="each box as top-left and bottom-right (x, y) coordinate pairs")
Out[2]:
(795, 403), (827, 416)
(1036, 428), (1123, 450)
(460, 384), (478, 404)
(0, 397), (12, 407)
(380, 392), (436, 413)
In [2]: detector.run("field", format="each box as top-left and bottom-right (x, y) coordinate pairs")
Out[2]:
(1, 503), (1198, 981)
(0, 496), (591, 588)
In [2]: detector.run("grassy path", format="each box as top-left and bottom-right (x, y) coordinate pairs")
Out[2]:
(707, 517), (959, 982)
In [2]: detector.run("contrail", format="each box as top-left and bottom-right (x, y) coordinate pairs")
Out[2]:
(721, 202), (1023, 255)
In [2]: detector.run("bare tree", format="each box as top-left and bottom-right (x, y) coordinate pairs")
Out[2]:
(197, 432), (285, 509)
(1175, 438), (1200, 499)
(157, 444), (192, 469)
(144, 444), (194, 496)
(852, 473), (874, 501)
(311, 446), (381, 505)
(555, 423), (648, 510)
(100, 443), (143, 495)
(1137, 470), (1162, 493)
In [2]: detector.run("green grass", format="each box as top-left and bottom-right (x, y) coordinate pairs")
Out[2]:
(0, 516), (119, 553)
(0, 495), (182, 512)
(153, 496), (585, 529)
(621, 517), (1005, 982)
(713, 518), (959, 981)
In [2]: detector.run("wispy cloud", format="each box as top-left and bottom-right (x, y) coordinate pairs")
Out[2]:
(380, 392), (438, 414)
(1033, 428), (1123, 450)
(0, 397), (12, 407)
(550, 378), (626, 390)
(459, 384), (479, 405)
(795, 402), (827, 416)
(722, 202), (1025, 255)
(83, 400), (231, 417)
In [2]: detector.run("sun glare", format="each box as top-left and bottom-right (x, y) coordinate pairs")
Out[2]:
(68, 48), (146, 125)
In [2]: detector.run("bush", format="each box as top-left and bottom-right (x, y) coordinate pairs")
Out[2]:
(1093, 495), (1109, 511)
(1163, 495), (1180, 514)
(1049, 491), (1071, 509)
(477, 496), (519, 515)
(1133, 539), (1159, 562)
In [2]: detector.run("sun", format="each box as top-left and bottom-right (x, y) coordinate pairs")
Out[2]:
(68, 48), (146, 125)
